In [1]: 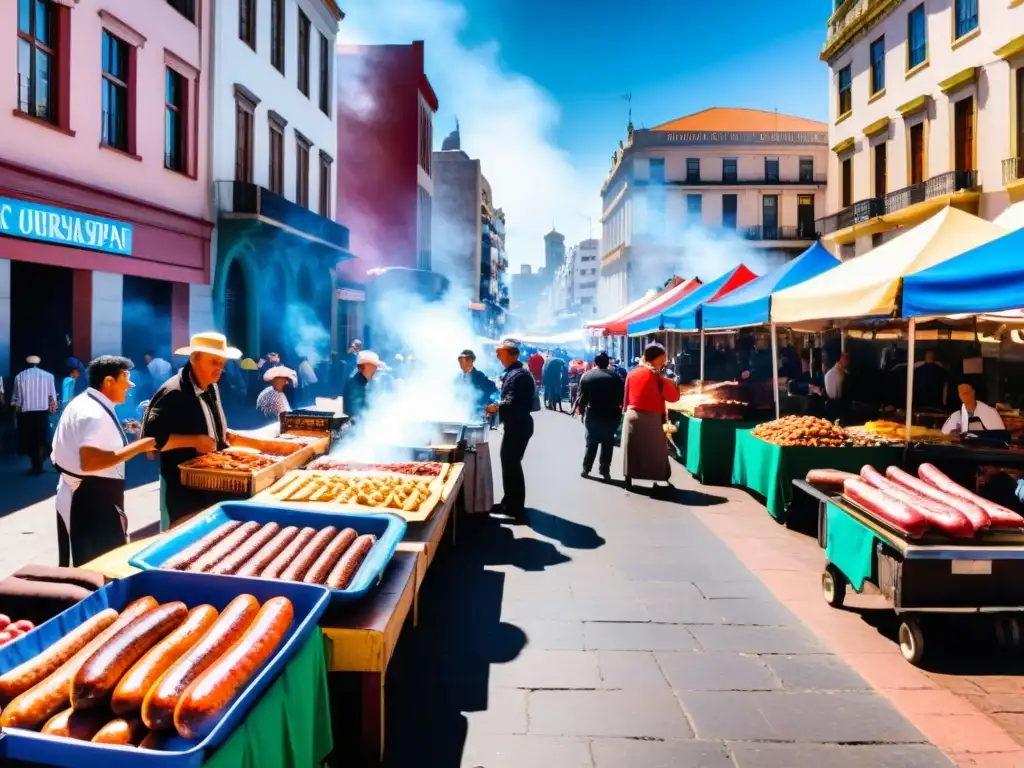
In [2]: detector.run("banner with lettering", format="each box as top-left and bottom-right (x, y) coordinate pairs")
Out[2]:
(0, 196), (133, 256)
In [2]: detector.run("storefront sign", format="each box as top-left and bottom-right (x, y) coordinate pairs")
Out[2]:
(0, 196), (133, 256)
(652, 131), (828, 145)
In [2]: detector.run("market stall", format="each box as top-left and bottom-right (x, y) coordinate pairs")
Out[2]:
(599, 277), (701, 336)
(628, 264), (758, 337)
(667, 384), (758, 485)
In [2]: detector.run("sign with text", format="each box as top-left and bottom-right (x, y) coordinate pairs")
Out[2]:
(647, 131), (829, 145)
(0, 196), (133, 256)
(335, 288), (366, 302)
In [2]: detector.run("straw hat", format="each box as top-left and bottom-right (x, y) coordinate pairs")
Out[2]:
(174, 332), (242, 360)
(240, 357), (259, 371)
(263, 365), (297, 384)
(25, 355), (40, 365)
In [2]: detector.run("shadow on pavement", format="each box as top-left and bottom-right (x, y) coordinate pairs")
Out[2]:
(517, 507), (605, 550)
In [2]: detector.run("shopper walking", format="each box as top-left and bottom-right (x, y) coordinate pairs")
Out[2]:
(486, 340), (536, 519)
(11, 356), (57, 475)
(578, 351), (624, 480)
(622, 343), (680, 493)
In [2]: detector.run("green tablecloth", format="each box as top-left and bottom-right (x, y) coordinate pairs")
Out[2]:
(681, 415), (759, 486)
(824, 501), (881, 592)
(205, 630), (333, 767)
(731, 431), (904, 521)
(668, 411), (689, 462)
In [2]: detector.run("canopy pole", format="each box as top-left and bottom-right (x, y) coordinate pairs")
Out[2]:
(699, 327), (706, 392)
(770, 322), (780, 420)
(840, 328), (846, 353)
(905, 318), (916, 442)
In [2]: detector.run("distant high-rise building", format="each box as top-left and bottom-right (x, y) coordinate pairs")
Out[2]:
(544, 229), (566, 278)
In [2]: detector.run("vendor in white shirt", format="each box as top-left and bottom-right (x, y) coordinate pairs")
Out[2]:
(50, 356), (156, 567)
(941, 382), (1005, 435)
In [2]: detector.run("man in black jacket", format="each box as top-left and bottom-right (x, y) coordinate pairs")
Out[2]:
(578, 351), (625, 479)
(457, 349), (498, 414)
(486, 339), (535, 518)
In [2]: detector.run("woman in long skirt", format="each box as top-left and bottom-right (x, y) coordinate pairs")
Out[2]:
(622, 343), (680, 492)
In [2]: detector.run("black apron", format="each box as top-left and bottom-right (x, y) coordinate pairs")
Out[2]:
(55, 393), (129, 566)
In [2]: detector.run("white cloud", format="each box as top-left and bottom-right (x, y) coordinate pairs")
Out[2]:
(338, 0), (602, 271)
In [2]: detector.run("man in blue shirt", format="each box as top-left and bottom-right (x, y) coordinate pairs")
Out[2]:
(486, 340), (536, 519)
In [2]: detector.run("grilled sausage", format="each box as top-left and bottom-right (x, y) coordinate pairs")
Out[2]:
(886, 465), (991, 531)
(326, 534), (377, 590)
(73, 602), (189, 710)
(174, 597), (294, 739)
(843, 477), (928, 537)
(860, 465), (974, 539)
(139, 729), (170, 750)
(805, 469), (858, 488)
(41, 706), (110, 740)
(918, 463), (1024, 529)
(279, 526), (338, 582)
(141, 594), (259, 731)
(162, 521), (243, 570)
(92, 716), (147, 745)
(0, 597), (158, 729)
(234, 526), (300, 577)
(302, 528), (357, 584)
(187, 522), (262, 573)
(208, 523), (282, 576)
(111, 605), (219, 715)
(259, 527), (316, 579)
(0, 608), (119, 699)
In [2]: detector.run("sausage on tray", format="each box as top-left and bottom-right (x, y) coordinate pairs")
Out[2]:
(805, 469), (858, 488)
(0, 608), (119, 699)
(73, 602), (189, 710)
(139, 730), (170, 750)
(235, 526), (300, 577)
(187, 522), (262, 573)
(279, 526), (338, 582)
(141, 594), (259, 731)
(41, 707), (110, 740)
(886, 465), (991, 531)
(111, 604), (219, 715)
(174, 597), (294, 740)
(92, 716), (147, 745)
(860, 466), (975, 539)
(161, 521), (243, 571)
(0, 597), (158, 729)
(259, 527), (316, 579)
(208, 523), (282, 576)
(326, 534), (377, 590)
(302, 528), (358, 585)
(918, 463), (1024, 529)
(843, 477), (928, 538)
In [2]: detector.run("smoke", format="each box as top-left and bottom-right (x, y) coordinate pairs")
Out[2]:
(283, 303), (331, 367)
(121, 299), (172, 361)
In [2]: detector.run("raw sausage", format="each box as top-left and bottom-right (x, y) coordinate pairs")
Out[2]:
(92, 716), (147, 745)
(326, 534), (377, 590)
(302, 528), (357, 584)
(208, 523), (282, 575)
(0, 597), (158, 729)
(259, 527), (316, 579)
(843, 478), (928, 537)
(41, 707), (110, 740)
(279, 526), (338, 582)
(162, 521), (243, 570)
(111, 605), (219, 715)
(235, 526), (299, 577)
(886, 465), (991, 531)
(860, 466), (974, 539)
(918, 463), (1024, 528)
(187, 522), (262, 573)
(174, 597), (294, 739)
(805, 469), (857, 488)
(0, 608), (118, 698)
(73, 601), (188, 710)
(141, 594), (259, 731)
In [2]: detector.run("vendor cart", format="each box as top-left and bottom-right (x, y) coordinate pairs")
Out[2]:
(796, 479), (1024, 665)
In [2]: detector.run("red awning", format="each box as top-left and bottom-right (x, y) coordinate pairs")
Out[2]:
(585, 276), (686, 330)
(602, 277), (702, 335)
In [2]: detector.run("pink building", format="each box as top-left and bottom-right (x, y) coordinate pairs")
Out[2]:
(0, 0), (212, 382)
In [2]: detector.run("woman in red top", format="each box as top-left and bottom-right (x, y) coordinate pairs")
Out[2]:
(622, 343), (680, 492)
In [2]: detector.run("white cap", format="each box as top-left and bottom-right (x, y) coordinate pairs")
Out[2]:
(25, 355), (40, 365)
(263, 365), (297, 384)
(356, 350), (382, 367)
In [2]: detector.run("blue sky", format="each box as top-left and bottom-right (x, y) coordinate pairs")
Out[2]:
(342, 0), (832, 267)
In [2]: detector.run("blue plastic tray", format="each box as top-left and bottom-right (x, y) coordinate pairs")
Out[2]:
(128, 502), (407, 603)
(0, 569), (329, 767)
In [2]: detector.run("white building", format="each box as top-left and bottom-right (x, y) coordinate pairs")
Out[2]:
(204, 0), (348, 358)
(571, 238), (600, 317)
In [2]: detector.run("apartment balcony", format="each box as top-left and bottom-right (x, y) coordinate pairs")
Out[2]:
(743, 225), (817, 242)
(816, 197), (884, 237)
(1004, 157), (1024, 192)
(638, 175), (826, 188)
(884, 170), (978, 217)
(821, 0), (901, 61)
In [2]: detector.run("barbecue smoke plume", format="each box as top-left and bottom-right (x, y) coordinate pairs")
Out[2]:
(283, 303), (331, 367)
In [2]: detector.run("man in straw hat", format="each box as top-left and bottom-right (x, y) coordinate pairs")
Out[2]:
(142, 332), (296, 530)
(257, 365), (297, 418)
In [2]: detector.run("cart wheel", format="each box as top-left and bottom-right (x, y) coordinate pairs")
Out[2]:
(898, 618), (926, 665)
(821, 564), (847, 609)
(995, 616), (1022, 650)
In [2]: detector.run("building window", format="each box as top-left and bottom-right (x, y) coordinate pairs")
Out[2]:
(319, 151), (332, 217)
(722, 158), (737, 183)
(268, 118), (284, 194)
(874, 142), (887, 196)
(685, 158), (700, 183)
(765, 158), (780, 182)
(841, 157), (853, 207)
(319, 33), (331, 115)
(234, 89), (257, 183)
(797, 195), (815, 238)
(837, 65), (852, 116)
(101, 31), (129, 152)
(270, 0), (285, 74)
(799, 158), (814, 182)
(907, 5), (927, 70)
(954, 96), (974, 172)
(164, 68), (186, 172)
(239, 0), (256, 50)
(295, 135), (310, 207)
(16, 0), (55, 122)
(298, 11), (311, 97)
(954, 0), (978, 40)
(649, 158), (665, 184)
(722, 194), (738, 230)
(762, 195), (779, 238)
(167, 0), (195, 22)
(686, 194), (702, 223)
(909, 122), (925, 184)
(870, 37), (885, 94)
